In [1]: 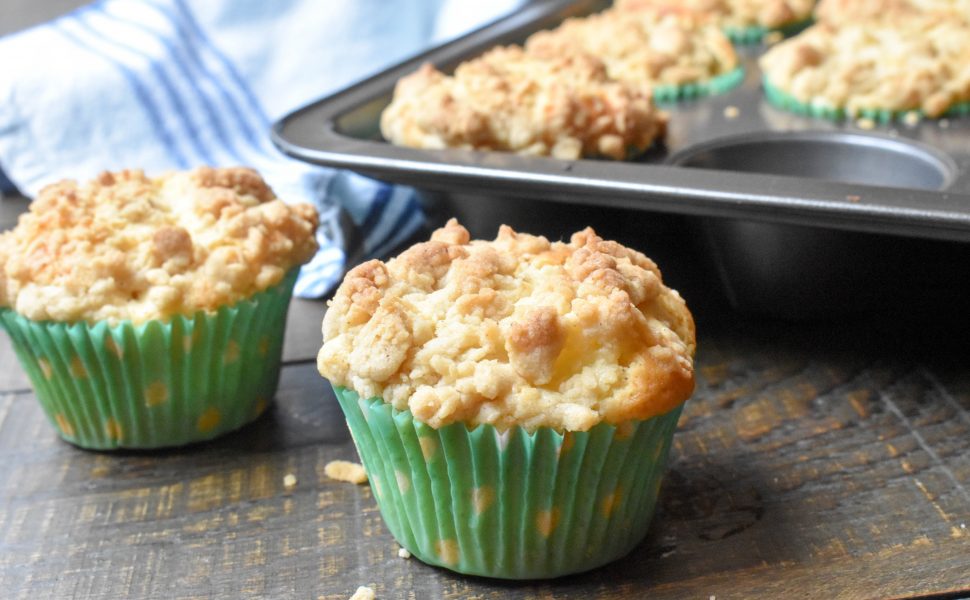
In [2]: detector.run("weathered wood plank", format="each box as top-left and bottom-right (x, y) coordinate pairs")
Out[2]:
(0, 367), (350, 599)
(1, 6), (969, 596)
(1, 312), (968, 599)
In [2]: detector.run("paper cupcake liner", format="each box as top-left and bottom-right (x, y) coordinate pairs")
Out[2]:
(653, 66), (745, 104)
(334, 386), (683, 580)
(763, 78), (970, 123)
(0, 270), (297, 450)
(723, 17), (812, 45)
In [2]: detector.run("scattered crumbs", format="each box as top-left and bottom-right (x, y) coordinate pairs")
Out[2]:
(283, 473), (298, 489)
(325, 460), (369, 485)
(723, 105), (740, 119)
(349, 586), (375, 600)
(939, 118), (951, 129)
(846, 194), (861, 203)
(397, 546), (411, 559)
(764, 31), (784, 45)
(855, 117), (876, 130)
(903, 111), (921, 127)
(962, 523), (967, 529)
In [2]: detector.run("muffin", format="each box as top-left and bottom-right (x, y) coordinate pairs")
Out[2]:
(815, 0), (970, 25)
(525, 6), (742, 102)
(617, 0), (815, 43)
(0, 167), (318, 449)
(318, 219), (695, 579)
(379, 46), (667, 160)
(760, 16), (970, 120)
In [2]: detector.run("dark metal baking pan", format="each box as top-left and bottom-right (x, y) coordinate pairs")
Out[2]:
(668, 131), (968, 317)
(272, 0), (970, 243)
(271, 0), (970, 317)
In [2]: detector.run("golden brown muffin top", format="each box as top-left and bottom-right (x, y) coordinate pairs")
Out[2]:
(815, 0), (970, 24)
(760, 17), (970, 117)
(0, 167), (318, 324)
(526, 6), (738, 88)
(380, 46), (667, 160)
(318, 220), (695, 433)
(618, 0), (814, 30)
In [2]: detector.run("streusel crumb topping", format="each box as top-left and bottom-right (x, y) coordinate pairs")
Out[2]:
(760, 17), (970, 117)
(0, 167), (318, 323)
(318, 220), (695, 432)
(526, 6), (738, 88)
(618, 0), (814, 30)
(380, 46), (667, 160)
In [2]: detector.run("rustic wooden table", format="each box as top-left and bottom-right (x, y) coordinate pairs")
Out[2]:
(2, 4), (969, 599)
(3, 175), (970, 598)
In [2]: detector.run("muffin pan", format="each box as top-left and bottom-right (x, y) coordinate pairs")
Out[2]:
(272, 0), (970, 315)
(666, 131), (957, 191)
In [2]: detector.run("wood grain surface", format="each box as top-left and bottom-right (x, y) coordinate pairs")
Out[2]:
(1, 297), (969, 599)
(1, 6), (968, 597)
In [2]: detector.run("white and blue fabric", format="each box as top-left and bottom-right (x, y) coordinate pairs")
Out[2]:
(0, 0), (523, 297)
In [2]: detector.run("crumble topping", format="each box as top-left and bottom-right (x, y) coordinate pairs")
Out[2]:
(319, 220), (695, 432)
(526, 6), (738, 89)
(380, 46), (667, 160)
(0, 167), (318, 323)
(760, 17), (970, 118)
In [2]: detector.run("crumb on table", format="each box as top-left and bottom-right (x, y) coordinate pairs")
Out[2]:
(350, 586), (375, 600)
(283, 473), (297, 489)
(855, 117), (876, 130)
(723, 105), (740, 119)
(764, 31), (784, 44)
(325, 460), (368, 484)
(397, 546), (411, 559)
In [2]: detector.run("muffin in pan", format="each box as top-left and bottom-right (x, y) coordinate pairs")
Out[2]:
(814, 0), (970, 24)
(526, 6), (743, 102)
(0, 167), (318, 449)
(616, 0), (815, 44)
(318, 219), (696, 579)
(380, 46), (667, 160)
(760, 16), (970, 120)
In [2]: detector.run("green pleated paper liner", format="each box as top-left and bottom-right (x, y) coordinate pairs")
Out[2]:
(0, 270), (297, 450)
(334, 386), (684, 580)
(653, 66), (745, 104)
(724, 17), (812, 45)
(763, 77), (970, 123)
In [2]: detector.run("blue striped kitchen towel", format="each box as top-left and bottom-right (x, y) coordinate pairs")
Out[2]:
(0, 0), (522, 297)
